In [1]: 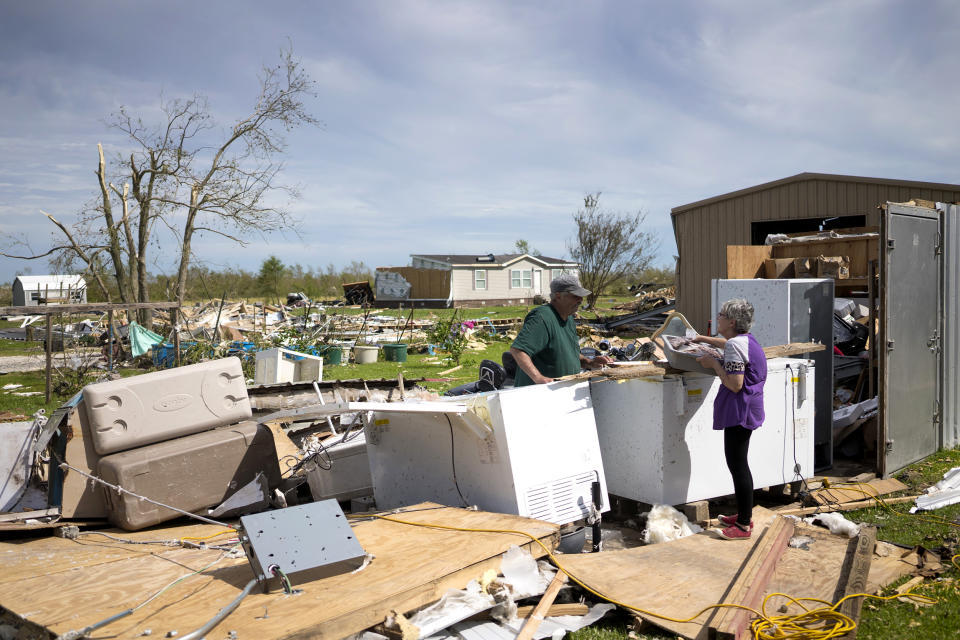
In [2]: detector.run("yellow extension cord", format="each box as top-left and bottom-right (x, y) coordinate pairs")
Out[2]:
(361, 502), (945, 640)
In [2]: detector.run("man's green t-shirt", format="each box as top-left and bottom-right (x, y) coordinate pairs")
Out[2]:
(511, 304), (581, 386)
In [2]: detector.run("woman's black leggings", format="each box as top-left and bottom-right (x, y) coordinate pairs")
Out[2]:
(724, 426), (754, 527)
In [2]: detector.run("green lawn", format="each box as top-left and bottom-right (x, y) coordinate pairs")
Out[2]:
(322, 339), (512, 393)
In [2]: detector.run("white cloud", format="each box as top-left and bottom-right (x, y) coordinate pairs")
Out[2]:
(1, 0), (958, 284)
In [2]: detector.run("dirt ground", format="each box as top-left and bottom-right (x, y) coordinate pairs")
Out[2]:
(0, 348), (101, 373)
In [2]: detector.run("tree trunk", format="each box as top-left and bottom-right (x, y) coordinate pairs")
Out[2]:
(174, 187), (201, 306)
(97, 143), (132, 303)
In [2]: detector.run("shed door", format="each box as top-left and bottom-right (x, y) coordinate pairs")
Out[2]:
(881, 204), (941, 476)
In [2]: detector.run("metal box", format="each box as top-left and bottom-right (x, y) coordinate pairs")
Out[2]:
(97, 420), (281, 531)
(239, 500), (366, 591)
(365, 380), (609, 525)
(84, 357), (252, 455)
(711, 278), (834, 468)
(590, 359), (815, 505)
(305, 432), (373, 501)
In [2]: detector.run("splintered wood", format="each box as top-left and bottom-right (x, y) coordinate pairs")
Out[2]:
(0, 505), (558, 640)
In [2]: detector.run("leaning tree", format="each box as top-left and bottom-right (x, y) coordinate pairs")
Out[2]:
(3, 47), (319, 324)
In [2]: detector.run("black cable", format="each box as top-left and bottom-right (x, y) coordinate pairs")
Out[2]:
(282, 439), (333, 478)
(445, 414), (470, 508)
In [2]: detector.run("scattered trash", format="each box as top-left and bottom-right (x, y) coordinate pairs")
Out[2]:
(803, 511), (861, 538)
(642, 505), (703, 544)
(911, 466), (960, 513)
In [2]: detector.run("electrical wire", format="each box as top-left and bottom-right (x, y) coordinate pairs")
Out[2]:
(365, 512), (937, 640)
(445, 414), (470, 508)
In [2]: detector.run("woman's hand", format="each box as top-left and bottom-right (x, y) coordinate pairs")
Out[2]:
(696, 354), (721, 372)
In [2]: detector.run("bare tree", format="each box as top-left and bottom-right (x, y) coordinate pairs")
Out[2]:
(567, 193), (659, 308)
(2, 46), (318, 323)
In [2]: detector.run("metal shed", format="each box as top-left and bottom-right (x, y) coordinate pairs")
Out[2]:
(671, 173), (960, 331)
(12, 275), (87, 307)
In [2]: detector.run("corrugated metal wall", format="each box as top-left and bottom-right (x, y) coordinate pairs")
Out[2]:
(942, 203), (960, 449)
(672, 174), (960, 330)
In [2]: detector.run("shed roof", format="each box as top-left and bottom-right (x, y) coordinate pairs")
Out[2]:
(412, 253), (576, 267)
(14, 275), (86, 288)
(671, 172), (960, 216)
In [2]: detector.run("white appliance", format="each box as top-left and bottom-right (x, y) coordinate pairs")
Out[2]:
(254, 348), (323, 385)
(305, 431), (373, 501)
(590, 358), (814, 505)
(364, 380), (610, 525)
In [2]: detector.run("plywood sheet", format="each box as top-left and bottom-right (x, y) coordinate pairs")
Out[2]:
(0, 505), (557, 640)
(808, 477), (908, 506)
(556, 508), (913, 640)
(726, 246), (772, 279)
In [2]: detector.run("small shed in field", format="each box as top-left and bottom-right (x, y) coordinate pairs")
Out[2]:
(671, 173), (960, 330)
(12, 275), (87, 307)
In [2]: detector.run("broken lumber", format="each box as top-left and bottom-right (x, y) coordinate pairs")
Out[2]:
(773, 495), (917, 516)
(836, 526), (877, 640)
(516, 571), (568, 640)
(708, 516), (795, 640)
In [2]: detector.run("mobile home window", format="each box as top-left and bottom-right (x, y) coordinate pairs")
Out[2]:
(511, 269), (532, 288)
(474, 269), (487, 290)
(551, 268), (575, 280)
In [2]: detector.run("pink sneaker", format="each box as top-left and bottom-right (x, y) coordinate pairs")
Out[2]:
(719, 523), (753, 540)
(718, 514), (754, 529)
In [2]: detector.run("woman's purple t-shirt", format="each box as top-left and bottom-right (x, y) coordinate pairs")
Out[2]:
(713, 333), (767, 430)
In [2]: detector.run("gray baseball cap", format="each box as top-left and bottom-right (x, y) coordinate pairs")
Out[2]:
(550, 273), (591, 297)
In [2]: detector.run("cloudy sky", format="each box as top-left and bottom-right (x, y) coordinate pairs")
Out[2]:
(1, 0), (958, 284)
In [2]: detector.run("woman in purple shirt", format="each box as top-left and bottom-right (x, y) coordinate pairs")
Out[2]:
(694, 298), (767, 540)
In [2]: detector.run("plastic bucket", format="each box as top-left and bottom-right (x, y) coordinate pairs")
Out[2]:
(382, 343), (408, 362)
(318, 346), (343, 365)
(353, 345), (379, 364)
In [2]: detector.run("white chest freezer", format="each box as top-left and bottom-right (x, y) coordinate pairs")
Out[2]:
(364, 380), (610, 525)
(590, 358), (814, 506)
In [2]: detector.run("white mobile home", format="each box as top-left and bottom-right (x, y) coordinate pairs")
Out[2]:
(408, 253), (579, 306)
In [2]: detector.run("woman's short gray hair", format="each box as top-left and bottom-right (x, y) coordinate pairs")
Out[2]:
(720, 298), (754, 334)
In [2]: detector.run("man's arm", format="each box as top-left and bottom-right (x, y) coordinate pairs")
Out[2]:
(509, 347), (553, 384)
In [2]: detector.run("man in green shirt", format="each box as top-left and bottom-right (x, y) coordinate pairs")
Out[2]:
(509, 274), (612, 386)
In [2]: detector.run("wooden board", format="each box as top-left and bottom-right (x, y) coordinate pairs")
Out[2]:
(0, 301), (179, 316)
(707, 517), (795, 640)
(555, 508), (911, 640)
(807, 477), (908, 506)
(726, 246), (772, 279)
(0, 505), (558, 640)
